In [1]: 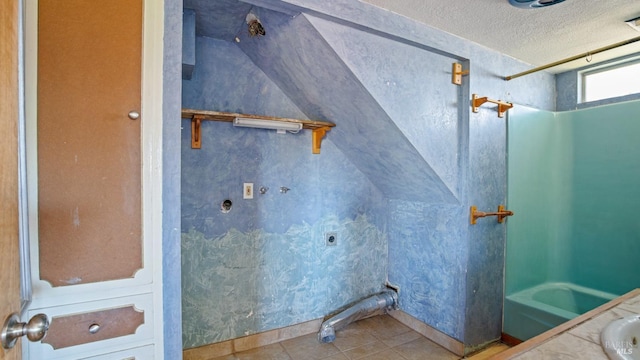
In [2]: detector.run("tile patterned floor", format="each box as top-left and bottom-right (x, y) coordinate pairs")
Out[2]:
(208, 315), (507, 360)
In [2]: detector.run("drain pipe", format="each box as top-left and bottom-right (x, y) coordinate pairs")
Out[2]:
(318, 290), (398, 343)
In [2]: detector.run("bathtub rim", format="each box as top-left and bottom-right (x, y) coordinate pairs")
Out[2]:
(503, 282), (621, 342)
(496, 288), (640, 359)
(506, 281), (619, 319)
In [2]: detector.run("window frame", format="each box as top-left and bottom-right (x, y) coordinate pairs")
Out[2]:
(579, 57), (640, 104)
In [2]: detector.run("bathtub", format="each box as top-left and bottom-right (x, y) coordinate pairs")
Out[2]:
(503, 282), (618, 341)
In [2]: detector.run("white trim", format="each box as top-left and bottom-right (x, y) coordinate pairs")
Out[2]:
(143, 0), (166, 357)
(17, 0), (33, 315)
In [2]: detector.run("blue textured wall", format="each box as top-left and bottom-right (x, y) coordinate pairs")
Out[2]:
(236, 9), (458, 204)
(162, 0), (183, 358)
(180, 0), (556, 352)
(182, 9), (196, 80)
(181, 37), (388, 348)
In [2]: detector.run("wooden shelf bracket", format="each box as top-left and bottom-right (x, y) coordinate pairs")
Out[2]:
(471, 94), (514, 118)
(470, 205), (514, 225)
(182, 109), (335, 154)
(312, 127), (331, 154)
(452, 62), (469, 85)
(191, 115), (203, 149)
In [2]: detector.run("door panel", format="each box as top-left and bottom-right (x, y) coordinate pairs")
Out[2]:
(1, 0), (23, 358)
(43, 306), (144, 350)
(37, 0), (143, 287)
(26, 294), (154, 360)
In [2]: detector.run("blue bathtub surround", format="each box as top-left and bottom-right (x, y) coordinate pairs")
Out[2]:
(506, 106), (570, 294)
(504, 283), (617, 341)
(505, 100), (640, 340)
(181, 0), (555, 353)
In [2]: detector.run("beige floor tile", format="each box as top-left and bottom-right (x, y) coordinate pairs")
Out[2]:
(359, 348), (408, 360)
(331, 324), (378, 351)
(393, 337), (459, 360)
(280, 333), (341, 360)
(343, 341), (390, 359)
(211, 355), (238, 360)
(320, 353), (350, 360)
(195, 315), (463, 360)
(379, 330), (423, 348)
(185, 341), (234, 360)
(234, 343), (292, 360)
(342, 319), (372, 332)
(363, 315), (412, 340)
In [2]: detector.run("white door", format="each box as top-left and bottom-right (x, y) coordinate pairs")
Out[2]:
(21, 0), (165, 358)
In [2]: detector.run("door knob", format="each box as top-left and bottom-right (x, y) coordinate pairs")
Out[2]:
(128, 110), (140, 120)
(1, 313), (49, 349)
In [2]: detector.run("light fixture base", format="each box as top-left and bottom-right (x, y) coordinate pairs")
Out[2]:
(626, 16), (640, 32)
(508, 0), (566, 9)
(233, 117), (302, 133)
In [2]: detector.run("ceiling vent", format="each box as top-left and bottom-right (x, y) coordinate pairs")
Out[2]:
(509, 0), (566, 8)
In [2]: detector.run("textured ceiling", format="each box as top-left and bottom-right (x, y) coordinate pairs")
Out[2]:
(361, 0), (640, 72)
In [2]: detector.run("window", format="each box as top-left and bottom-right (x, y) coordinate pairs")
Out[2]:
(581, 59), (640, 103)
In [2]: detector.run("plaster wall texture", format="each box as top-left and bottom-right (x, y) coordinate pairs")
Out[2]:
(162, 0), (183, 357)
(181, 38), (388, 348)
(180, 0), (556, 351)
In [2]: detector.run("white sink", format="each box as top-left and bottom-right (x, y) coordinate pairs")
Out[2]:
(601, 314), (640, 360)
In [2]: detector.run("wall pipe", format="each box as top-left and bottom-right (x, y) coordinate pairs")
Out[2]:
(318, 290), (398, 343)
(504, 35), (640, 81)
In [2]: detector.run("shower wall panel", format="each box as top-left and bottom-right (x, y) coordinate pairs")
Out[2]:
(506, 106), (572, 295)
(506, 101), (640, 297)
(566, 101), (640, 295)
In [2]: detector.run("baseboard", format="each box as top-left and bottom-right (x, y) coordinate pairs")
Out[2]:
(389, 310), (464, 356)
(501, 332), (523, 347)
(182, 318), (323, 359)
(184, 310), (468, 358)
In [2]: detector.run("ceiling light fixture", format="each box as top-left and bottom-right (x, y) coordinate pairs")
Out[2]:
(246, 13), (265, 37)
(233, 117), (302, 134)
(626, 16), (640, 32)
(508, 0), (566, 9)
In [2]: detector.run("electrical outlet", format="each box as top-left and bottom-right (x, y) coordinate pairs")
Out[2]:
(325, 232), (337, 246)
(243, 183), (254, 199)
